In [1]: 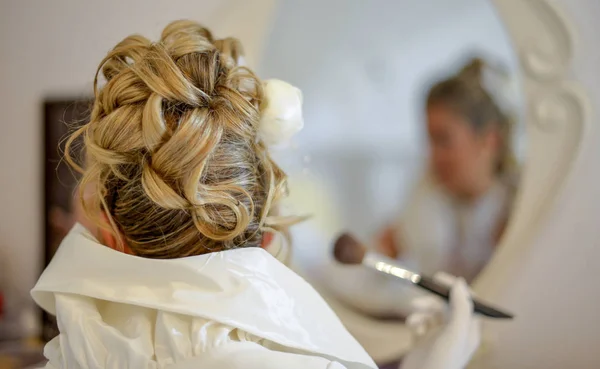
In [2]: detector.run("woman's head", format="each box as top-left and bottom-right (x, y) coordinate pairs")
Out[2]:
(66, 20), (292, 258)
(425, 58), (513, 198)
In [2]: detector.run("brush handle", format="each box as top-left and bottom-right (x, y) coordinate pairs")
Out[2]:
(417, 275), (513, 319)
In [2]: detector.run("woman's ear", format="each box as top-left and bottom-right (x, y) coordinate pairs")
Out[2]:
(483, 125), (502, 151)
(100, 212), (133, 254)
(100, 214), (119, 251)
(261, 231), (274, 249)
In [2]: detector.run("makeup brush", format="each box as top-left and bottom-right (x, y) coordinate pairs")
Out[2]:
(333, 233), (513, 319)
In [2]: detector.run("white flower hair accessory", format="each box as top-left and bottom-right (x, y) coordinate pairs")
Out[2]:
(258, 79), (304, 147)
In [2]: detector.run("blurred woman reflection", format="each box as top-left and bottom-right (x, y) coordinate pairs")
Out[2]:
(377, 58), (518, 283)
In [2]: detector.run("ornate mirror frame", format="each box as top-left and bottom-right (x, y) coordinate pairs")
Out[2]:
(473, 0), (591, 366)
(251, 0), (594, 366)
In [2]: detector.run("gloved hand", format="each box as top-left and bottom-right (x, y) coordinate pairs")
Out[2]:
(401, 273), (481, 369)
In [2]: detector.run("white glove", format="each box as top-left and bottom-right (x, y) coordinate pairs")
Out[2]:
(401, 273), (481, 369)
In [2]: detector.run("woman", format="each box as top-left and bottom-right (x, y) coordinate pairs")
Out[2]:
(378, 58), (518, 283)
(31, 21), (477, 369)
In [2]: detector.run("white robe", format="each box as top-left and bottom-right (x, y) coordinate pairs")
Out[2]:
(324, 177), (511, 321)
(397, 176), (511, 282)
(31, 224), (377, 369)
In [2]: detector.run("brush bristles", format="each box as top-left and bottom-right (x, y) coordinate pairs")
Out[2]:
(333, 233), (366, 265)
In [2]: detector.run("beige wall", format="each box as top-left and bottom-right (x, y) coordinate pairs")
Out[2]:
(0, 0), (276, 336)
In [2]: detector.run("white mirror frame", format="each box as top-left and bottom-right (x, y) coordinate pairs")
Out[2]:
(473, 0), (590, 366)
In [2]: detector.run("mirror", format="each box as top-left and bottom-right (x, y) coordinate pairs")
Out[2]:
(260, 0), (526, 364)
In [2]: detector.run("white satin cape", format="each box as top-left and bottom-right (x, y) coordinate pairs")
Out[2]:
(31, 224), (376, 369)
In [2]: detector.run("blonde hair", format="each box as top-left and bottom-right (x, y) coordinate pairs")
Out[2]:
(65, 20), (293, 258)
(426, 58), (517, 178)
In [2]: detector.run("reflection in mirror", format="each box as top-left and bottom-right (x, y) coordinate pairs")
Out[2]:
(261, 0), (525, 364)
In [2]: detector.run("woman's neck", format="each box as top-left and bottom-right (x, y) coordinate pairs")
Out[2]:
(457, 175), (497, 203)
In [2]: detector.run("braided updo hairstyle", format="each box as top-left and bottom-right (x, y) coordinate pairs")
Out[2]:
(65, 20), (292, 258)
